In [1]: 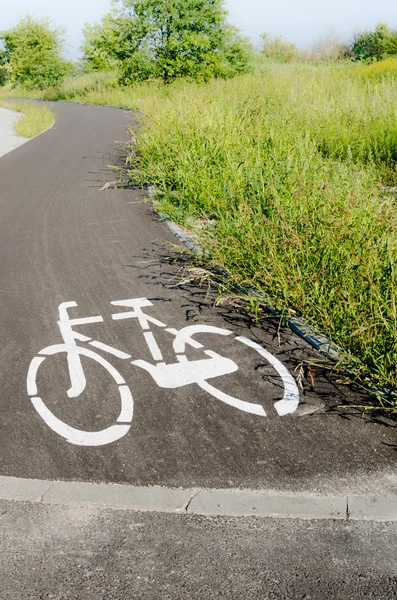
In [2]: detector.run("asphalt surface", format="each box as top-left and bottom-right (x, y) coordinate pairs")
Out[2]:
(1, 101), (397, 600)
(0, 102), (395, 495)
(1, 500), (397, 600)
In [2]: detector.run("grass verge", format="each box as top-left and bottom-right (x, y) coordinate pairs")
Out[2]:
(0, 100), (55, 138)
(123, 68), (397, 401)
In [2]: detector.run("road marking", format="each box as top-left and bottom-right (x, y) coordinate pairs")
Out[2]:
(27, 356), (46, 396)
(31, 395), (132, 446)
(89, 340), (131, 360)
(111, 298), (166, 329)
(236, 336), (300, 416)
(166, 328), (204, 349)
(117, 385), (135, 423)
(27, 298), (300, 447)
(143, 331), (163, 361)
(198, 379), (267, 416)
(28, 346), (133, 446)
(67, 316), (103, 326)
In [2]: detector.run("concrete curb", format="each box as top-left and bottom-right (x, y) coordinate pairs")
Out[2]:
(0, 476), (396, 522)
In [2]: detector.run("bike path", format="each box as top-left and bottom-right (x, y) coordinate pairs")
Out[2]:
(0, 102), (395, 495)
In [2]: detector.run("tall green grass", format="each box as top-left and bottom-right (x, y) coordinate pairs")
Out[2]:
(122, 67), (397, 394)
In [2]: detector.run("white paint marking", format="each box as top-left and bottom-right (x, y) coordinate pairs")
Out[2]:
(172, 325), (233, 354)
(236, 336), (300, 416)
(73, 332), (91, 342)
(28, 346), (133, 446)
(30, 397), (131, 446)
(27, 297), (302, 448)
(111, 298), (166, 329)
(37, 343), (87, 398)
(133, 351), (238, 389)
(79, 347), (126, 385)
(197, 380), (267, 416)
(89, 340), (131, 360)
(117, 385), (134, 423)
(166, 328), (204, 349)
(143, 331), (163, 361)
(27, 356), (46, 396)
(67, 316), (104, 326)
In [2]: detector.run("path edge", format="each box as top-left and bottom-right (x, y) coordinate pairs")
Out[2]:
(1, 476), (397, 522)
(148, 187), (395, 406)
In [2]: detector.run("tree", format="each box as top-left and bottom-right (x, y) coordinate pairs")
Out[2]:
(0, 15), (70, 88)
(86, 0), (252, 84)
(310, 30), (351, 62)
(81, 14), (120, 72)
(351, 23), (397, 62)
(215, 26), (254, 78)
(0, 43), (8, 86)
(261, 33), (297, 63)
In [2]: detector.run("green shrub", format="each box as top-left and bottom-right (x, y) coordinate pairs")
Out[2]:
(0, 15), (70, 89)
(351, 23), (397, 61)
(261, 33), (297, 63)
(83, 0), (253, 84)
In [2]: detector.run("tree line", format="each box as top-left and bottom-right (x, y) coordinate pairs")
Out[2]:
(1, 0), (397, 90)
(262, 23), (397, 63)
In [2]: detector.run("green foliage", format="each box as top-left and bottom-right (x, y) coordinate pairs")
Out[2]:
(15, 62), (397, 396)
(118, 45), (159, 84)
(351, 23), (397, 62)
(214, 26), (254, 78)
(81, 15), (120, 72)
(0, 44), (8, 85)
(351, 57), (397, 80)
(261, 33), (297, 63)
(0, 15), (70, 89)
(88, 0), (252, 83)
(119, 66), (397, 394)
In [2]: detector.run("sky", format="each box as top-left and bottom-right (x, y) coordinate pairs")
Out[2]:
(2, 0), (397, 59)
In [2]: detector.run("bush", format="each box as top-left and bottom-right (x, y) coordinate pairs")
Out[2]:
(0, 67), (8, 86)
(310, 31), (351, 62)
(81, 17), (120, 73)
(0, 15), (70, 89)
(351, 23), (397, 62)
(261, 33), (297, 63)
(118, 46), (160, 85)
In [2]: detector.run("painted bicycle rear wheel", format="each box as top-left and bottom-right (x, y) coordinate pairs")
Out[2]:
(27, 344), (134, 446)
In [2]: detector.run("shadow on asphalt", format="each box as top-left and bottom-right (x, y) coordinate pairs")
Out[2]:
(122, 239), (397, 432)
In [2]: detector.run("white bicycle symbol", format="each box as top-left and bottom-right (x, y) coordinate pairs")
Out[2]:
(27, 298), (300, 447)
